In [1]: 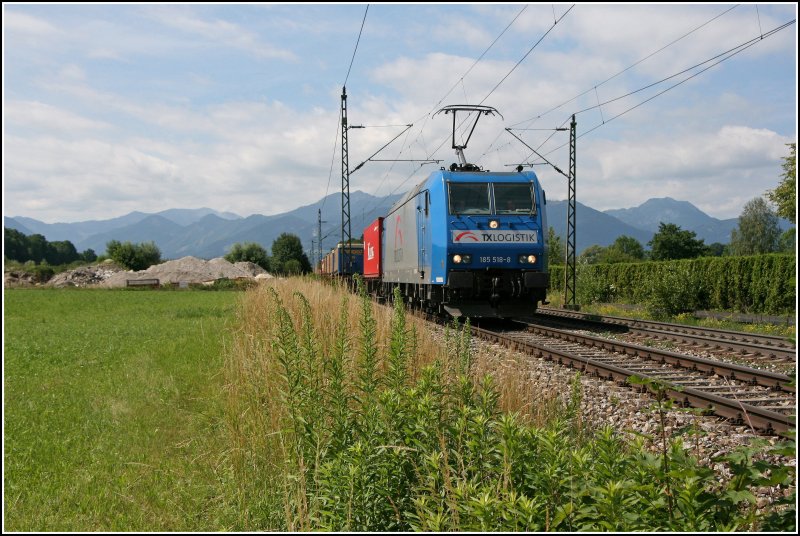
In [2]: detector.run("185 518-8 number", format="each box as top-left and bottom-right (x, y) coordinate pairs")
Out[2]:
(479, 256), (511, 263)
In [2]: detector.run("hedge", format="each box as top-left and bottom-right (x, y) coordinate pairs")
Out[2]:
(548, 254), (795, 315)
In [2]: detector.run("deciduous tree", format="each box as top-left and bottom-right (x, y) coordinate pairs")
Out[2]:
(225, 242), (270, 270)
(270, 233), (311, 275)
(547, 227), (564, 265)
(648, 223), (706, 261)
(767, 143), (796, 223)
(730, 197), (781, 255)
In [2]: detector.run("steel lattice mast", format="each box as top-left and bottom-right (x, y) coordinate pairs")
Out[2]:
(564, 114), (577, 310)
(341, 86), (352, 273)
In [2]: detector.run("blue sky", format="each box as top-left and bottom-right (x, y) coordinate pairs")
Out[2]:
(3, 3), (797, 223)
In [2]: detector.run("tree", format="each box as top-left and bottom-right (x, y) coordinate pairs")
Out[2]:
(45, 240), (79, 265)
(767, 143), (796, 223)
(547, 227), (564, 265)
(26, 233), (48, 263)
(225, 242), (270, 270)
(4, 228), (28, 261)
(729, 197), (781, 255)
(704, 242), (727, 257)
(80, 249), (97, 263)
(648, 223), (706, 261)
(578, 244), (606, 265)
(270, 233), (311, 275)
(106, 240), (162, 270)
(778, 230), (795, 253)
(604, 235), (645, 263)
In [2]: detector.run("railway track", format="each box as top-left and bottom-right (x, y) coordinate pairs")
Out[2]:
(534, 306), (796, 365)
(469, 318), (796, 436)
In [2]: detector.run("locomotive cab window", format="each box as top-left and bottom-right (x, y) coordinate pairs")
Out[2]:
(448, 183), (491, 215)
(494, 183), (535, 215)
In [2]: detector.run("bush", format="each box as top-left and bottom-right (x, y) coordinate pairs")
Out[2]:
(106, 240), (162, 271)
(550, 254), (795, 314)
(644, 262), (708, 318)
(30, 264), (55, 283)
(577, 265), (618, 304)
(224, 242), (270, 271)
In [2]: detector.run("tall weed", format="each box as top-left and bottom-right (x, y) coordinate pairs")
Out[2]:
(224, 278), (795, 531)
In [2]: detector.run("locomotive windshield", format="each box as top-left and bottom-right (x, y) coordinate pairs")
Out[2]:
(448, 183), (491, 215)
(495, 183), (535, 215)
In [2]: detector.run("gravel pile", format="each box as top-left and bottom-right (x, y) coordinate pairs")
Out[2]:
(4, 270), (39, 287)
(48, 261), (126, 288)
(100, 256), (271, 288)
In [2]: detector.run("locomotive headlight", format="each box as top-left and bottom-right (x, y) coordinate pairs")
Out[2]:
(518, 254), (538, 264)
(462, 254), (471, 264)
(489, 219), (499, 229)
(453, 254), (463, 264)
(527, 254), (537, 264)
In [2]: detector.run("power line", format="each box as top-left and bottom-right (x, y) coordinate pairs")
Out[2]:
(479, 4), (743, 165)
(433, 5), (575, 164)
(517, 18), (796, 166)
(344, 5), (369, 87)
(508, 4), (741, 129)
(320, 5), (370, 215)
(319, 113), (341, 214)
(355, 5), (533, 222)
(480, 4), (574, 107)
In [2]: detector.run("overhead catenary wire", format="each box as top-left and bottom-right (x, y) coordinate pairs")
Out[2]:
(507, 4), (741, 129)
(353, 4), (533, 224)
(432, 5), (575, 166)
(514, 18), (796, 166)
(478, 4), (743, 165)
(344, 5), (369, 88)
(320, 5), (369, 217)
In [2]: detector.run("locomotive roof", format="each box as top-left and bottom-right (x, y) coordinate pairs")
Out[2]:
(387, 169), (539, 215)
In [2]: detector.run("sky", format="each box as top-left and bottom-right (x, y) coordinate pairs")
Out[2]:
(3, 3), (797, 224)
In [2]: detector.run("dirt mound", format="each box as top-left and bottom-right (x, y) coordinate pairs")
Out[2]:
(48, 263), (125, 288)
(234, 261), (270, 277)
(5, 270), (39, 287)
(100, 256), (272, 288)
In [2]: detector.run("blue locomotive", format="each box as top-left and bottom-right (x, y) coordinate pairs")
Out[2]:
(323, 105), (549, 318)
(363, 167), (548, 317)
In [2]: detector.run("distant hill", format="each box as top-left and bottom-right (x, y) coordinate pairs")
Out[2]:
(4, 217), (33, 236)
(7, 195), (790, 259)
(3, 207), (240, 244)
(604, 197), (737, 244)
(6, 194), (402, 260)
(603, 197), (792, 245)
(547, 200), (653, 253)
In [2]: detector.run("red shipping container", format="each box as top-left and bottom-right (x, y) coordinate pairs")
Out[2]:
(363, 217), (383, 278)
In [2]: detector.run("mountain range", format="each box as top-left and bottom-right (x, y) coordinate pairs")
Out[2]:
(4, 195), (791, 260)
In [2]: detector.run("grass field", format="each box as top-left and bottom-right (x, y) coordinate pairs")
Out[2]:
(5, 283), (794, 531)
(4, 289), (240, 531)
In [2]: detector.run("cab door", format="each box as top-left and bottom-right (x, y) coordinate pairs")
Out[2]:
(416, 190), (429, 280)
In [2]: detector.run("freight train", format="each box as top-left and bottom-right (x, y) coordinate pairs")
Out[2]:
(319, 105), (549, 318)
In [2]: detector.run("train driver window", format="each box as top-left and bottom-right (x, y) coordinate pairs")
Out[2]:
(448, 183), (491, 215)
(494, 183), (535, 215)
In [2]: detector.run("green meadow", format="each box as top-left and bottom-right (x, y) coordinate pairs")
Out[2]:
(4, 289), (239, 531)
(4, 284), (794, 531)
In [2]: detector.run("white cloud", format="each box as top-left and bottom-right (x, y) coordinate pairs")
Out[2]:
(579, 126), (792, 217)
(5, 101), (112, 132)
(2, 4), (795, 224)
(3, 11), (57, 36)
(147, 9), (296, 61)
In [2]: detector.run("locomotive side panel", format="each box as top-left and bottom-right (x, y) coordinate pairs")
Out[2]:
(382, 194), (422, 283)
